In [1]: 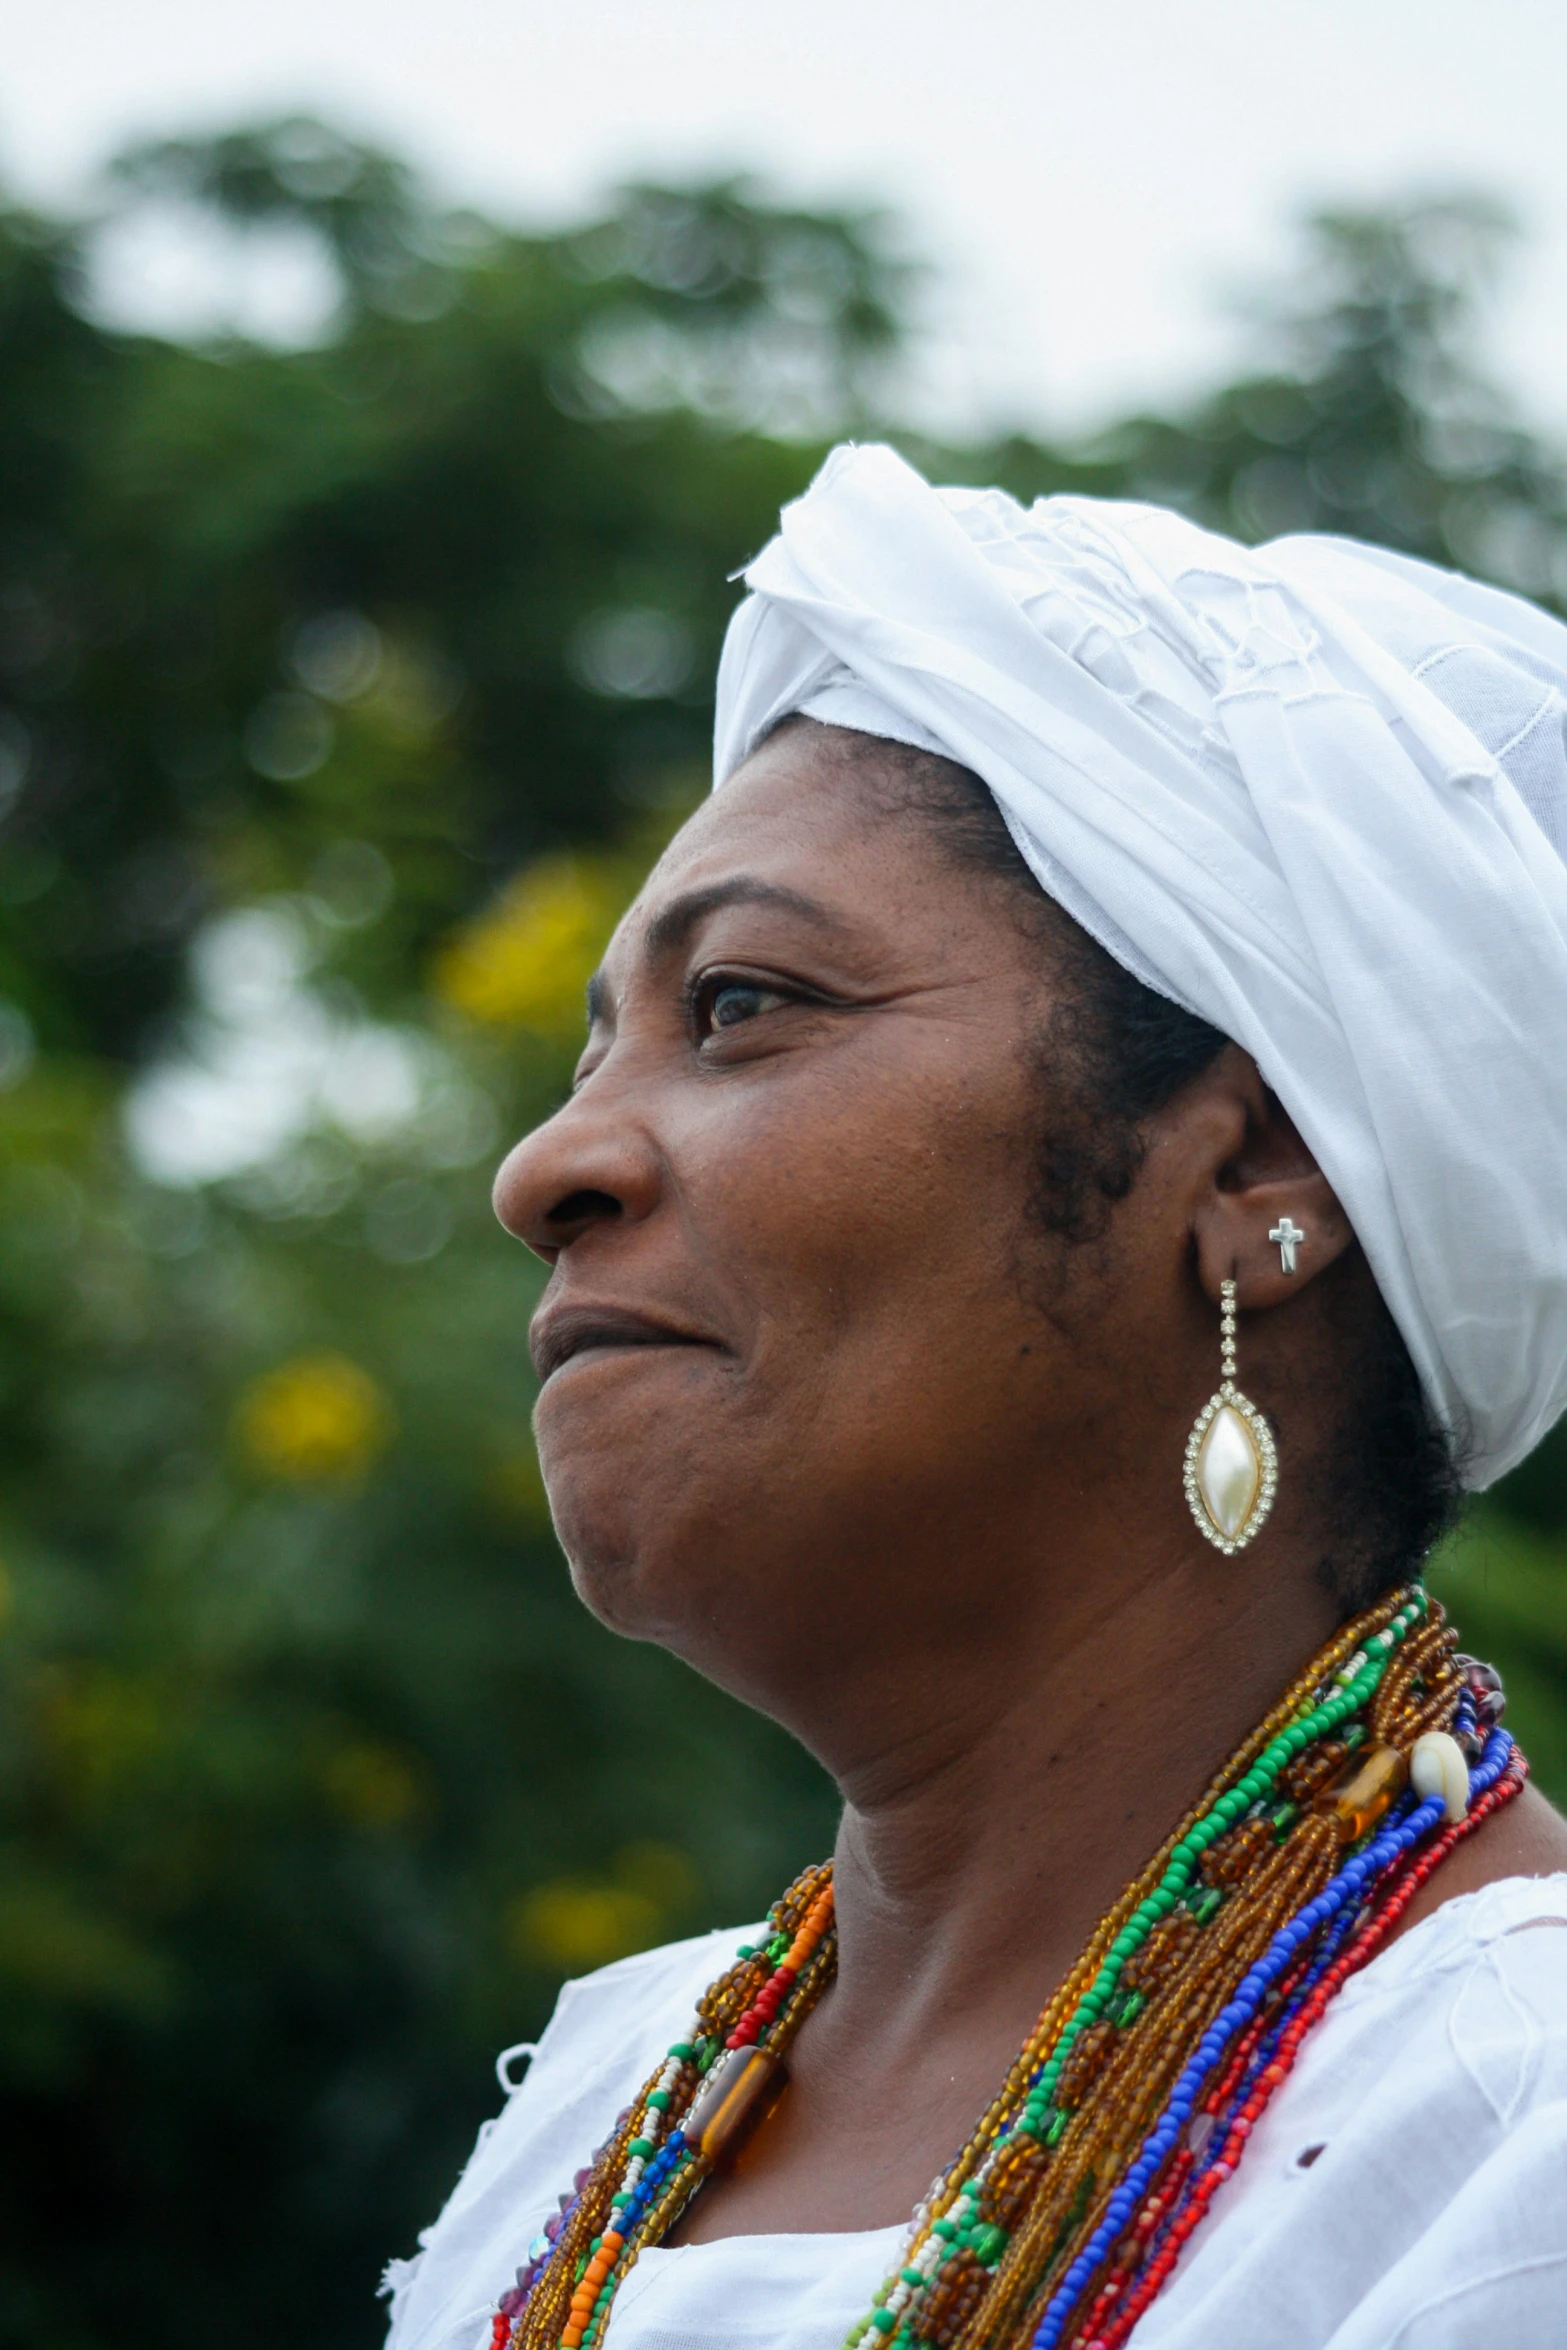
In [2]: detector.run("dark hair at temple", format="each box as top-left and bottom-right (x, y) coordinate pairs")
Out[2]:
(770, 713), (1464, 1615)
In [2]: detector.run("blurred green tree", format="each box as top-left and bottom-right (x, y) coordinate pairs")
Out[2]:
(0, 127), (1561, 2350)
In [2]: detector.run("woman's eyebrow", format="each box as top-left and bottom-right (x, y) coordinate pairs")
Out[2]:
(640, 876), (846, 964)
(583, 878), (847, 1028)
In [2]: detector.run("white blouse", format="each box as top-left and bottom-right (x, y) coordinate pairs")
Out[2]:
(384, 1874), (1567, 2350)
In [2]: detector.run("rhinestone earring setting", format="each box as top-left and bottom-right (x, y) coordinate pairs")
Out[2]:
(1184, 1277), (1278, 1553)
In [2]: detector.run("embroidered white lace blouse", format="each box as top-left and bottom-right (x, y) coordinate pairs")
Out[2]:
(383, 1873), (1567, 2350)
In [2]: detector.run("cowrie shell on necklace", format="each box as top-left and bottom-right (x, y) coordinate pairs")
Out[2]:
(1184, 1277), (1278, 1553)
(1410, 1729), (1470, 1824)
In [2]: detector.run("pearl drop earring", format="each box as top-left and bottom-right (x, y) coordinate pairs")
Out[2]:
(1184, 1278), (1279, 1553)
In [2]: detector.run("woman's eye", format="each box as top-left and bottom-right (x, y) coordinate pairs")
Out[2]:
(704, 979), (790, 1031)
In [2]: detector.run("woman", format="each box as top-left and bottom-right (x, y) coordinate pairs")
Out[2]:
(385, 447), (1567, 2350)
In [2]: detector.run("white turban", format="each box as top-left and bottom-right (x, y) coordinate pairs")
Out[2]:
(713, 442), (1567, 1490)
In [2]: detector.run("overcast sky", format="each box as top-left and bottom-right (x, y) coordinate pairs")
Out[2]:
(7, 0), (1567, 437)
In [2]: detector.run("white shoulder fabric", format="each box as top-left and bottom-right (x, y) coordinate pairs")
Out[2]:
(714, 443), (1567, 1489)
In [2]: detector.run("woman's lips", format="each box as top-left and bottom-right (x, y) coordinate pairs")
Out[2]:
(529, 1302), (722, 1384)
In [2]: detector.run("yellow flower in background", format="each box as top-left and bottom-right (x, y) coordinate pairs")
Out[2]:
(322, 1739), (428, 1829)
(512, 1881), (661, 1972)
(510, 1842), (698, 1972)
(432, 853), (630, 1038)
(237, 1353), (392, 1483)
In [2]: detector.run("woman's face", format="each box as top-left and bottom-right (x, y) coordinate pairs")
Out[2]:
(494, 730), (1196, 1734)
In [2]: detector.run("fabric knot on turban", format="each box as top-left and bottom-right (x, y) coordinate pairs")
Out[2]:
(714, 442), (1567, 1489)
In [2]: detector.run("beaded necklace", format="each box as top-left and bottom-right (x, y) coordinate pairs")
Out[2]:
(495, 1585), (1522, 2350)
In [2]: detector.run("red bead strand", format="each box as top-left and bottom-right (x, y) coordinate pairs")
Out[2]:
(726, 1888), (834, 2050)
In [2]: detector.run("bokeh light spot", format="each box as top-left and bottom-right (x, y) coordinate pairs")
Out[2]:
(236, 1352), (392, 1482)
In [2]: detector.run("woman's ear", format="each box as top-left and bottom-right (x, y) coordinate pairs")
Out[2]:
(1189, 1047), (1355, 1310)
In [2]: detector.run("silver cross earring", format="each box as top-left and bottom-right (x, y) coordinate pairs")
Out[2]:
(1269, 1217), (1305, 1275)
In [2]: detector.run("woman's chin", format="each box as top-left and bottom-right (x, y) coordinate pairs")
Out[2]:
(561, 1545), (660, 1638)
(540, 1456), (700, 1639)
(543, 1460), (785, 1682)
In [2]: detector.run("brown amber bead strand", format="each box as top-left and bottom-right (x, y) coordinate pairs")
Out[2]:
(1199, 1814), (1274, 1886)
(1120, 1911), (1199, 1996)
(1371, 1619), (1458, 1746)
(1054, 2017), (1118, 2108)
(986, 2138), (1048, 2226)
(1282, 1735), (1354, 1803)
(921, 2250), (987, 2345)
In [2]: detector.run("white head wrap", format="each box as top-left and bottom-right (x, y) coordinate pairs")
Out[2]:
(714, 442), (1567, 1489)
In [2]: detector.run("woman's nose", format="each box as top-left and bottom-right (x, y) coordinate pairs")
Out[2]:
(492, 1090), (662, 1263)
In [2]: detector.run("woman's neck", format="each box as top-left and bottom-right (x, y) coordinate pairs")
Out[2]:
(673, 1538), (1344, 2242)
(821, 1539), (1341, 2087)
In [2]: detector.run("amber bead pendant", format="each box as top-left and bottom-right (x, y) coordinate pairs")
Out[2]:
(683, 2044), (789, 2170)
(1184, 1278), (1278, 1553)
